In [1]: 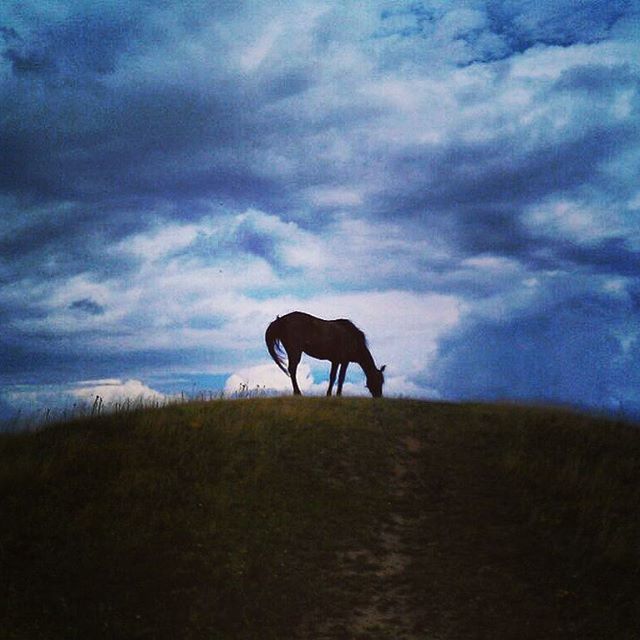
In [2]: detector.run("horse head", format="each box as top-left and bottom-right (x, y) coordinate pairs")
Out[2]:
(366, 364), (386, 398)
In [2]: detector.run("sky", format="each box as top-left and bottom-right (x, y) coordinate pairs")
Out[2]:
(1, 0), (639, 422)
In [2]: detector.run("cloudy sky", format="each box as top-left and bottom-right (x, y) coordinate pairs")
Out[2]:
(1, 0), (639, 421)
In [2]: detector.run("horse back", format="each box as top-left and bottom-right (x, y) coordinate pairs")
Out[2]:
(279, 312), (364, 340)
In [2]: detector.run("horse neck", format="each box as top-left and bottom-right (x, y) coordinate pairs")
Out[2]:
(357, 346), (377, 377)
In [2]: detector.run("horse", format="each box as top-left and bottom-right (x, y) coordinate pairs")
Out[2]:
(265, 311), (386, 397)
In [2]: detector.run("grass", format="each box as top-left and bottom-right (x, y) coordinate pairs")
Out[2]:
(0, 397), (638, 639)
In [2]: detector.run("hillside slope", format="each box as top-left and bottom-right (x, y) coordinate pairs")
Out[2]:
(1, 398), (639, 639)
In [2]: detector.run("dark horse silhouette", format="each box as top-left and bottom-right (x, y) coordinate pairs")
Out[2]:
(265, 311), (386, 397)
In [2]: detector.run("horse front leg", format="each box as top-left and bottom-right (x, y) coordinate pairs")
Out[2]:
(327, 361), (339, 396)
(336, 362), (349, 396)
(287, 350), (302, 395)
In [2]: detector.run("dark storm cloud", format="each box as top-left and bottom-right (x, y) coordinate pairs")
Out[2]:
(1, 0), (635, 213)
(39, 11), (141, 76)
(550, 238), (640, 278)
(0, 339), (226, 386)
(3, 46), (54, 74)
(486, 0), (632, 50)
(0, 199), (149, 283)
(383, 121), (636, 214)
(0, 83), (262, 202)
(373, 0), (632, 68)
(554, 62), (638, 94)
(0, 3), (270, 205)
(374, 116), (638, 275)
(0, 26), (20, 40)
(69, 298), (105, 315)
(2, 0), (631, 244)
(424, 292), (635, 407)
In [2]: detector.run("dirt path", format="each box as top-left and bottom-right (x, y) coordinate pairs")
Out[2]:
(300, 433), (428, 639)
(297, 413), (622, 640)
(345, 434), (425, 639)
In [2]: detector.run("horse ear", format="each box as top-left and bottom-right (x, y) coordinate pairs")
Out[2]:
(380, 365), (386, 373)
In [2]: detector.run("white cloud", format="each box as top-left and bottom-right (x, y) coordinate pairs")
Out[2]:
(224, 363), (440, 399)
(219, 288), (464, 393)
(293, 290), (464, 375)
(224, 362), (312, 395)
(309, 186), (364, 207)
(384, 375), (438, 398)
(525, 198), (640, 247)
(510, 40), (638, 82)
(72, 379), (166, 404)
(18, 208), (463, 374)
(240, 20), (284, 71)
(461, 255), (522, 272)
(1, 379), (166, 418)
(76, 378), (123, 386)
(124, 223), (201, 261)
(319, 215), (453, 287)
(628, 191), (640, 210)
(602, 278), (629, 297)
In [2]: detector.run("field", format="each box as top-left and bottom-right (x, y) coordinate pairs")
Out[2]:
(1, 397), (639, 639)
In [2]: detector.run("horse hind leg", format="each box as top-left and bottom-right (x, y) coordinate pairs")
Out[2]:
(287, 349), (303, 395)
(327, 362), (339, 396)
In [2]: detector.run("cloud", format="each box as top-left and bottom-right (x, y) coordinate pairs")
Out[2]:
(0, 377), (166, 424)
(524, 197), (640, 249)
(224, 363), (312, 395)
(223, 361), (431, 399)
(308, 186), (364, 208)
(239, 20), (284, 71)
(0, 206), (462, 376)
(425, 292), (637, 409)
(491, 0), (631, 49)
(72, 378), (165, 404)
(69, 298), (105, 316)
(1, 0), (639, 415)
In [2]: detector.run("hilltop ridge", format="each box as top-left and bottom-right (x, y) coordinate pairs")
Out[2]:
(1, 398), (639, 639)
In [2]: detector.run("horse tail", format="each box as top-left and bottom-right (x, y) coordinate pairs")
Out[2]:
(265, 317), (290, 377)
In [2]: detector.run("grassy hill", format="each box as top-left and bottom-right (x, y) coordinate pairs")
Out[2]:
(1, 397), (639, 639)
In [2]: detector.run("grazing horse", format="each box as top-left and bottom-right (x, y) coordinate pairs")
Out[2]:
(265, 311), (386, 397)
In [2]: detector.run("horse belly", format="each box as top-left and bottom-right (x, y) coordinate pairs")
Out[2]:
(297, 322), (354, 361)
(303, 346), (332, 361)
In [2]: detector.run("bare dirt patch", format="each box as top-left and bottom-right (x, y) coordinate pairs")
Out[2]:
(300, 431), (428, 639)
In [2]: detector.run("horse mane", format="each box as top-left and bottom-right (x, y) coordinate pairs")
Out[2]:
(334, 318), (368, 348)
